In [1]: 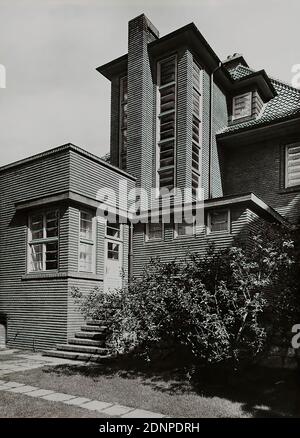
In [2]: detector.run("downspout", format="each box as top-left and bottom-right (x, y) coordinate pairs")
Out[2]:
(128, 221), (134, 281)
(208, 62), (223, 199)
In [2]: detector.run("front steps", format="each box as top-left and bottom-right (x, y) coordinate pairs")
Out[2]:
(45, 319), (114, 363)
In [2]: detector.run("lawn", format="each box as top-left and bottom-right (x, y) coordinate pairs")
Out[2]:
(4, 359), (300, 418)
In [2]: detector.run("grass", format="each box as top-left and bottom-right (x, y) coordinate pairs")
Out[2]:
(5, 358), (300, 418)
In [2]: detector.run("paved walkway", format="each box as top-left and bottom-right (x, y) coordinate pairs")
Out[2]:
(0, 379), (166, 418)
(0, 349), (166, 418)
(0, 349), (76, 377)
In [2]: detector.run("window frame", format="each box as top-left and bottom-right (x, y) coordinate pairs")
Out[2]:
(106, 241), (121, 261)
(105, 221), (123, 241)
(78, 210), (96, 273)
(174, 218), (195, 239)
(285, 143), (300, 188)
(145, 222), (164, 243)
(27, 209), (60, 273)
(232, 91), (252, 121)
(207, 209), (231, 235)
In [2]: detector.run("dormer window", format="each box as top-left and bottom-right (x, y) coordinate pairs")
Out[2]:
(232, 92), (252, 120)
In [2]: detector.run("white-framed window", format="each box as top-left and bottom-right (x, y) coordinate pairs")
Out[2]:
(174, 219), (194, 238)
(119, 76), (128, 170)
(106, 222), (121, 240)
(192, 60), (203, 197)
(145, 223), (163, 242)
(107, 241), (120, 260)
(207, 209), (230, 234)
(285, 143), (300, 188)
(232, 92), (252, 120)
(28, 210), (59, 272)
(156, 55), (177, 191)
(79, 211), (95, 272)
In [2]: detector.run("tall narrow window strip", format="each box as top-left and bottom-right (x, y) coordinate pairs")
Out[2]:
(119, 76), (128, 171)
(157, 56), (177, 191)
(28, 210), (59, 272)
(286, 144), (300, 187)
(79, 211), (95, 273)
(192, 61), (203, 197)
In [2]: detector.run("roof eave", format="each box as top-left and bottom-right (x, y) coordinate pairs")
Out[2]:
(96, 54), (128, 80)
(231, 69), (277, 101)
(217, 112), (300, 140)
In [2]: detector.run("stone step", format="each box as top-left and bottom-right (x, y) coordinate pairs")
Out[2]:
(81, 325), (108, 333)
(86, 318), (111, 326)
(68, 338), (106, 347)
(45, 349), (112, 363)
(57, 344), (110, 355)
(75, 331), (106, 340)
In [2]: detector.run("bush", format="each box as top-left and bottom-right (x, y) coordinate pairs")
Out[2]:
(72, 223), (300, 368)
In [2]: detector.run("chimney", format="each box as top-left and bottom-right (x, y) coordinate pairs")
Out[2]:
(127, 14), (159, 195)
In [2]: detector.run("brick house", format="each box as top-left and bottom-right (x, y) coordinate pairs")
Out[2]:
(0, 14), (299, 357)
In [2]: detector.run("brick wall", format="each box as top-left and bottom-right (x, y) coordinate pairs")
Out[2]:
(221, 138), (300, 224)
(127, 15), (158, 203)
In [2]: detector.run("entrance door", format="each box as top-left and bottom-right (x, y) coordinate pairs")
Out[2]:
(104, 238), (123, 293)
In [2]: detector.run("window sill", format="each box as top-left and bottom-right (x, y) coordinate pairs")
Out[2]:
(21, 271), (103, 281)
(278, 185), (300, 194)
(174, 234), (196, 240)
(229, 115), (254, 125)
(144, 239), (163, 244)
(206, 231), (231, 237)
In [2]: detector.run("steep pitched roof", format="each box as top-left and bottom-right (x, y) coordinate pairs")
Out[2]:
(219, 65), (300, 136)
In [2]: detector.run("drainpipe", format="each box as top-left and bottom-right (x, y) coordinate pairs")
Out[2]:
(128, 221), (134, 281)
(208, 62), (223, 199)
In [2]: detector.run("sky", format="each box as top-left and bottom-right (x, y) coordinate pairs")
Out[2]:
(0, 0), (299, 166)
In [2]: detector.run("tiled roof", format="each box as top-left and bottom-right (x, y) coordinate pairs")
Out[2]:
(219, 65), (300, 135)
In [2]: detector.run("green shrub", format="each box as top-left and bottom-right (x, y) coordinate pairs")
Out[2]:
(72, 223), (300, 368)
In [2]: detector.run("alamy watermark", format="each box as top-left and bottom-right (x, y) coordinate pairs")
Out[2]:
(291, 64), (300, 89)
(95, 181), (205, 226)
(291, 324), (300, 349)
(0, 64), (6, 89)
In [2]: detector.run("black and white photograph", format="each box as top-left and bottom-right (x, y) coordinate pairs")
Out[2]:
(0, 0), (300, 429)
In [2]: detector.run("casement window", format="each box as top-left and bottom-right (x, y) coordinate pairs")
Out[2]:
(28, 210), (59, 272)
(174, 219), (194, 238)
(157, 56), (177, 191)
(79, 211), (95, 272)
(232, 92), (252, 120)
(192, 61), (203, 197)
(106, 222), (121, 239)
(285, 143), (300, 188)
(119, 76), (128, 171)
(145, 223), (163, 242)
(207, 209), (230, 234)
